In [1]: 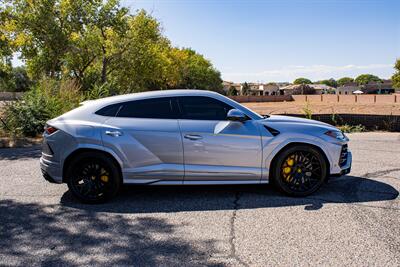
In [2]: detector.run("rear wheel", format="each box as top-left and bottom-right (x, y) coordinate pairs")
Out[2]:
(66, 152), (121, 203)
(272, 145), (327, 196)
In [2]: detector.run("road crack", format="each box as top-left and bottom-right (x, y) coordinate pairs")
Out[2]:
(364, 168), (400, 178)
(228, 191), (249, 267)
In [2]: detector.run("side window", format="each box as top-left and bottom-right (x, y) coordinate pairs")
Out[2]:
(178, 96), (233, 120)
(95, 103), (122, 117)
(117, 97), (177, 119)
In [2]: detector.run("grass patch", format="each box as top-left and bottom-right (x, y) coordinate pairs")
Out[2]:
(337, 124), (366, 133)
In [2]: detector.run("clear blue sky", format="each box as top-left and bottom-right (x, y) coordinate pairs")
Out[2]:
(122, 0), (400, 83)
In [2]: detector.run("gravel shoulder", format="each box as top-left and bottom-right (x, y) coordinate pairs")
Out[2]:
(0, 133), (399, 266)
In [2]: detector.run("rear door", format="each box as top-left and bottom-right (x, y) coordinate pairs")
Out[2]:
(101, 97), (184, 184)
(177, 96), (263, 182)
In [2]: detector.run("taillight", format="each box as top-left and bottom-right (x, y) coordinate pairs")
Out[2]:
(44, 125), (58, 135)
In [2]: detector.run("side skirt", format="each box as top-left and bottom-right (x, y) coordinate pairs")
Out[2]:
(123, 179), (269, 185)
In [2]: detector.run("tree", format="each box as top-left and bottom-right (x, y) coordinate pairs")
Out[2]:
(291, 84), (316, 95)
(242, 82), (250, 95)
(228, 86), (238, 96)
(392, 59), (400, 90)
(0, 4), (13, 91)
(2, 1), (222, 93)
(293, 78), (312, 85)
(337, 77), (354, 86)
(317, 78), (337, 88)
(9, 66), (31, 91)
(355, 74), (381, 85)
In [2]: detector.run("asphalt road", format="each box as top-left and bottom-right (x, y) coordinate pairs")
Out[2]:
(0, 132), (399, 266)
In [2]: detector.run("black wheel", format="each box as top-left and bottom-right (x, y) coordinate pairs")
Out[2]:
(272, 145), (327, 197)
(66, 152), (121, 203)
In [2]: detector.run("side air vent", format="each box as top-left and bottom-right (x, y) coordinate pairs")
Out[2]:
(264, 125), (280, 136)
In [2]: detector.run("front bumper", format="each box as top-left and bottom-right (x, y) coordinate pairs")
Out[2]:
(331, 150), (352, 177)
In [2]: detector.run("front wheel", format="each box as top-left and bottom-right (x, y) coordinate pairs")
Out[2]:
(66, 152), (121, 203)
(272, 145), (328, 197)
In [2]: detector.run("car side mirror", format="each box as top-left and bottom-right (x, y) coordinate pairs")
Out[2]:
(227, 109), (248, 122)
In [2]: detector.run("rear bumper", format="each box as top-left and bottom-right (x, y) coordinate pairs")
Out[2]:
(40, 156), (63, 183)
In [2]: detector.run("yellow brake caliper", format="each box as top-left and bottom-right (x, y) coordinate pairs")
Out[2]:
(282, 156), (295, 182)
(100, 168), (109, 183)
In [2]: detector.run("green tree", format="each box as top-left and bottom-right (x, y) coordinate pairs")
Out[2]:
(10, 66), (31, 91)
(3, 1), (222, 93)
(242, 82), (250, 95)
(355, 74), (381, 85)
(317, 78), (337, 88)
(228, 85), (238, 96)
(0, 4), (13, 91)
(392, 59), (400, 90)
(293, 77), (312, 85)
(337, 77), (354, 86)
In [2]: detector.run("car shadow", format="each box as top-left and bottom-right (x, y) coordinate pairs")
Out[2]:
(60, 175), (399, 213)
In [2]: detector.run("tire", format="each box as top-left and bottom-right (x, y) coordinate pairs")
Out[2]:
(272, 145), (328, 197)
(66, 151), (121, 204)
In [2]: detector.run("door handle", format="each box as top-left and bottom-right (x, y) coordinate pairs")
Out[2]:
(184, 134), (203, 140)
(105, 130), (123, 137)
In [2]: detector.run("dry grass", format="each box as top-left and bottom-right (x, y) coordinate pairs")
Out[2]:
(243, 101), (400, 115)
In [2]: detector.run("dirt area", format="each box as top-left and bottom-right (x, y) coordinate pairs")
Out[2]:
(243, 102), (400, 115)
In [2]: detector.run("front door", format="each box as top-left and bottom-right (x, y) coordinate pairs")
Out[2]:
(177, 96), (262, 182)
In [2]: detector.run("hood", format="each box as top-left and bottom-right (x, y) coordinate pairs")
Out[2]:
(263, 115), (336, 129)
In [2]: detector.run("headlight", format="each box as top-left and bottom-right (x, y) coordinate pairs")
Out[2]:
(324, 130), (347, 141)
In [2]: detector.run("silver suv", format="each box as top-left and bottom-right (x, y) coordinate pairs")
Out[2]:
(40, 90), (351, 203)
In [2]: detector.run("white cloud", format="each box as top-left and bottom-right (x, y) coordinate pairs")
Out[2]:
(222, 63), (394, 82)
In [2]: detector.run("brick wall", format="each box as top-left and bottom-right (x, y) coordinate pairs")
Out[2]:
(229, 95), (293, 103)
(232, 94), (399, 104)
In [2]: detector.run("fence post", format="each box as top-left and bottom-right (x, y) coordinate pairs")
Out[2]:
(305, 95), (308, 102)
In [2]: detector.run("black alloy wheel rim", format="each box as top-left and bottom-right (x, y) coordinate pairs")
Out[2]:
(70, 161), (112, 200)
(280, 151), (323, 192)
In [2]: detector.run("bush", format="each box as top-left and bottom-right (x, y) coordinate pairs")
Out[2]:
(1, 79), (83, 137)
(338, 124), (366, 133)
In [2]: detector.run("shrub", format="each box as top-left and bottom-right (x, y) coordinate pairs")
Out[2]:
(1, 79), (83, 137)
(302, 101), (313, 119)
(338, 124), (366, 133)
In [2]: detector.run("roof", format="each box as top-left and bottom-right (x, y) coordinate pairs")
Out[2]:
(88, 89), (221, 106)
(281, 84), (335, 90)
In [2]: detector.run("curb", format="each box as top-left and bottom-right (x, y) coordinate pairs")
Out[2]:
(0, 137), (43, 148)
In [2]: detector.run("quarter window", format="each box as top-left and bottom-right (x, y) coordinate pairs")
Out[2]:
(95, 103), (122, 117)
(178, 96), (233, 120)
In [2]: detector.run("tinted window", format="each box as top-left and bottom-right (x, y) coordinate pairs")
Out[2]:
(117, 97), (177, 119)
(178, 96), (233, 120)
(95, 103), (122, 117)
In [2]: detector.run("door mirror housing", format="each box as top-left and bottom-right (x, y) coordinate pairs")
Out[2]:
(227, 109), (248, 122)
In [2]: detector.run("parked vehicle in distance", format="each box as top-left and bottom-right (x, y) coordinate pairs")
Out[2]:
(40, 90), (352, 203)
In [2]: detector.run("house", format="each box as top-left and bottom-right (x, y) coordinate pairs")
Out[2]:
(258, 83), (280, 95)
(362, 80), (394, 94)
(280, 84), (335, 95)
(222, 81), (241, 94)
(336, 82), (360, 95)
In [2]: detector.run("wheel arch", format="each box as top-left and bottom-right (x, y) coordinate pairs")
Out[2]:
(268, 142), (330, 182)
(62, 148), (123, 183)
